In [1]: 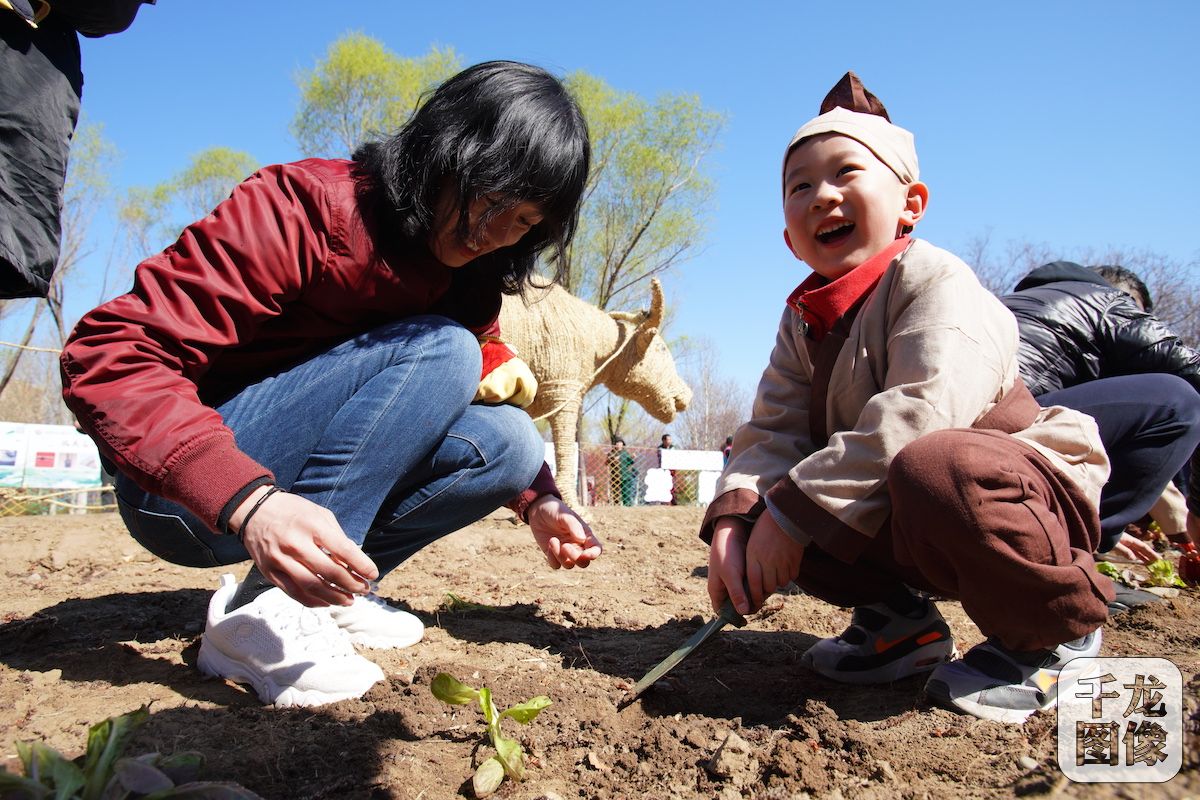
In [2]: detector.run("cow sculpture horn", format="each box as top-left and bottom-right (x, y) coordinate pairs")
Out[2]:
(646, 278), (664, 330)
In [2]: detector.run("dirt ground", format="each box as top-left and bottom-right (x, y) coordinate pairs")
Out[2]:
(0, 505), (1196, 799)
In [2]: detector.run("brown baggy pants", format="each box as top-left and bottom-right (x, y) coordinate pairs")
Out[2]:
(793, 429), (1115, 651)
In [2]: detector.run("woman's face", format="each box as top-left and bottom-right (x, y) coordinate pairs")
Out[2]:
(429, 185), (545, 268)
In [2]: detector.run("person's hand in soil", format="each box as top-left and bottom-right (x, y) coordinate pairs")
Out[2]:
(528, 495), (603, 569)
(1108, 532), (1159, 565)
(708, 517), (751, 614)
(745, 512), (805, 612)
(232, 485), (378, 607)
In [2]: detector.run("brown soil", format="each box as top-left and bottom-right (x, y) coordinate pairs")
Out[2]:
(0, 507), (1196, 799)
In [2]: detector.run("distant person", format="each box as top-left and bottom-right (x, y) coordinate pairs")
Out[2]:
(722, 435), (733, 467)
(703, 72), (1112, 724)
(1002, 261), (1200, 563)
(606, 438), (637, 506)
(61, 62), (601, 708)
(0, 0), (155, 297)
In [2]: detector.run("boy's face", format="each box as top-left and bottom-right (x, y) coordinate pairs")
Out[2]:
(782, 134), (927, 281)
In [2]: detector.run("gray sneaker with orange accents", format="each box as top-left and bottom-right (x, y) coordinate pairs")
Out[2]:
(801, 598), (957, 684)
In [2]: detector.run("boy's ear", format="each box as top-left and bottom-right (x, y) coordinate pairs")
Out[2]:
(899, 181), (929, 228)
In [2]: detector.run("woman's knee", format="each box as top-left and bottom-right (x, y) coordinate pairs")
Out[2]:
(376, 315), (482, 391)
(446, 405), (545, 495)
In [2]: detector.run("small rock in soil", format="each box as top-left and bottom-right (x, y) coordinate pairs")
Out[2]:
(1018, 755), (1038, 771)
(707, 730), (753, 780)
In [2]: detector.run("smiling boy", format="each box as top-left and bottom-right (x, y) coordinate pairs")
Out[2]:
(702, 73), (1115, 723)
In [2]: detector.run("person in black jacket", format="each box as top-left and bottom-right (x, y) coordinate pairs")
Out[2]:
(1002, 261), (1200, 560)
(0, 0), (154, 298)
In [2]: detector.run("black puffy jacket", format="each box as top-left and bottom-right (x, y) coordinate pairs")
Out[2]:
(1001, 261), (1200, 396)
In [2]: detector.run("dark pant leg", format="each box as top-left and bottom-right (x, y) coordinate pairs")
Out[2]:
(1037, 374), (1200, 551)
(791, 525), (936, 609)
(888, 429), (1113, 651)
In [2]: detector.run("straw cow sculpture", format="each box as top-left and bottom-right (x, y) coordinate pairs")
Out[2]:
(500, 278), (692, 508)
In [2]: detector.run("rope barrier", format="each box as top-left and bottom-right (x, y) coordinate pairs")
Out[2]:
(0, 485), (114, 516)
(0, 340), (62, 354)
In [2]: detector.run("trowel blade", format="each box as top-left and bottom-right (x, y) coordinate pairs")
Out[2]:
(621, 599), (746, 707)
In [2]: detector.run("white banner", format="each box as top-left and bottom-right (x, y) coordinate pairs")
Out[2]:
(0, 422), (102, 489)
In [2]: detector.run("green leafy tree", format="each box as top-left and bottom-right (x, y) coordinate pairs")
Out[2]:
(562, 73), (724, 310)
(292, 36), (461, 157)
(119, 147), (259, 259)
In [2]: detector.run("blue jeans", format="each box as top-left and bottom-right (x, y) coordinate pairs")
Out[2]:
(1037, 373), (1200, 552)
(116, 316), (545, 576)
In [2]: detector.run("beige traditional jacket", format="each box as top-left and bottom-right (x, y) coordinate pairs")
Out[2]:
(706, 239), (1110, 562)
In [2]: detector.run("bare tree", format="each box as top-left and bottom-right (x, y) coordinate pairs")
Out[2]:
(0, 123), (117, 408)
(962, 232), (1200, 348)
(674, 338), (750, 450)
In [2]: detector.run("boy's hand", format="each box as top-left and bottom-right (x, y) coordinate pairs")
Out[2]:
(708, 518), (751, 614)
(528, 495), (603, 569)
(745, 512), (805, 611)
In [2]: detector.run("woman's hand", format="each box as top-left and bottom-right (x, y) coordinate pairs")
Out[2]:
(231, 486), (378, 607)
(745, 512), (805, 612)
(708, 518), (750, 615)
(528, 495), (603, 569)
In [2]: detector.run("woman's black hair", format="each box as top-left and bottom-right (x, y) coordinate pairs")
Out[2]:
(353, 60), (591, 294)
(1093, 265), (1153, 312)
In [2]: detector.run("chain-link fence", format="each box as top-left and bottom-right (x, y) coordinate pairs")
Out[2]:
(574, 443), (723, 507)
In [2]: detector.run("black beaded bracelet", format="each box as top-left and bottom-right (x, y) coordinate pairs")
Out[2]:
(235, 486), (281, 541)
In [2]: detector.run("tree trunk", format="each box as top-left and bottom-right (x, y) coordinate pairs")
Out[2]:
(0, 300), (47, 397)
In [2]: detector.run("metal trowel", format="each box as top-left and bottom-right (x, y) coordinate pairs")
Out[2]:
(619, 597), (748, 708)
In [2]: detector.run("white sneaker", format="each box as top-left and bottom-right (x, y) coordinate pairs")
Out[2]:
(197, 574), (384, 708)
(326, 593), (424, 649)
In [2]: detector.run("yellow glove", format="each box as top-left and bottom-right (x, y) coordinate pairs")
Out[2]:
(476, 339), (538, 408)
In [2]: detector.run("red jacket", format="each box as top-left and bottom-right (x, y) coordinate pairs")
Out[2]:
(61, 158), (555, 530)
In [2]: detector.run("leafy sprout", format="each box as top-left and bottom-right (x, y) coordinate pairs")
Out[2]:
(1096, 561), (1125, 584)
(442, 592), (494, 613)
(1146, 558), (1186, 589)
(431, 673), (551, 797)
(0, 706), (262, 799)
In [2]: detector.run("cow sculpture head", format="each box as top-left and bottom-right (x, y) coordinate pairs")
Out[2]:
(604, 279), (692, 422)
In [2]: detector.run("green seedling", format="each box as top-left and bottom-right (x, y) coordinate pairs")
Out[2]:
(1097, 557), (1187, 590)
(442, 592), (494, 613)
(431, 672), (550, 798)
(1096, 560), (1127, 585)
(1146, 558), (1186, 589)
(0, 706), (263, 799)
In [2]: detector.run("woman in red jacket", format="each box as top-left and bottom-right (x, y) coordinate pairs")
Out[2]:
(61, 61), (601, 707)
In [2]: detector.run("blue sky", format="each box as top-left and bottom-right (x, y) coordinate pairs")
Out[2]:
(67, 0), (1199, 394)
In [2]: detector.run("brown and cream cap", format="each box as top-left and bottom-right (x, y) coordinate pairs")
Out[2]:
(784, 72), (919, 186)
